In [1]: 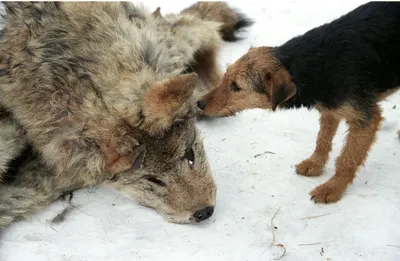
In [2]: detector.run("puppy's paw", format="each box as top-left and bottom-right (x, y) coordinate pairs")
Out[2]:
(296, 158), (324, 177)
(309, 178), (347, 204)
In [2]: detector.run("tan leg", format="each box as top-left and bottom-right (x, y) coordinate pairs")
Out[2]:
(296, 112), (340, 176)
(310, 106), (382, 203)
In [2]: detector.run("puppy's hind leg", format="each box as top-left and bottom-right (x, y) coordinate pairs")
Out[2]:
(296, 111), (340, 177)
(310, 106), (382, 203)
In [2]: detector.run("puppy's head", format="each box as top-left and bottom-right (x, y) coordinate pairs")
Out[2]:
(197, 47), (296, 116)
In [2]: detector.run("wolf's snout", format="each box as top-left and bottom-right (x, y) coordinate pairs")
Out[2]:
(197, 100), (207, 110)
(193, 206), (214, 222)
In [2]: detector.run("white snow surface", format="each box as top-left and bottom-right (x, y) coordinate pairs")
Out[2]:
(1, 1), (400, 260)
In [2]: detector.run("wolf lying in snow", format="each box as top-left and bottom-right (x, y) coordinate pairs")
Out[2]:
(0, 2), (252, 229)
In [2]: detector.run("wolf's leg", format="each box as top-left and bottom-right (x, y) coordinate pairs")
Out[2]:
(0, 186), (58, 230)
(0, 108), (28, 180)
(0, 149), (95, 230)
(0, 151), (59, 231)
(178, 2), (253, 92)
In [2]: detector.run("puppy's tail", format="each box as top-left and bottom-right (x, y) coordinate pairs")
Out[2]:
(181, 2), (253, 42)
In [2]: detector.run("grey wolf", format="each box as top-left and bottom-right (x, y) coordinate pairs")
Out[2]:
(0, 1), (252, 229)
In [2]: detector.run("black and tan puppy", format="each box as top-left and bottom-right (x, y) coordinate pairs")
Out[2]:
(197, 2), (400, 203)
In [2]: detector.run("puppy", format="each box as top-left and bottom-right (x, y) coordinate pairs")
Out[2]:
(197, 2), (400, 203)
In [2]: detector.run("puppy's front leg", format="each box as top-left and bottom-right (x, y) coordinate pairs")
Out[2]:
(310, 106), (382, 203)
(296, 111), (340, 176)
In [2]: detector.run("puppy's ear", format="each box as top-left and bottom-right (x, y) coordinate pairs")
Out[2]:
(141, 73), (198, 134)
(265, 69), (296, 111)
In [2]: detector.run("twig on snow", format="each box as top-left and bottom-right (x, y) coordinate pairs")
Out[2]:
(270, 206), (281, 246)
(50, 191), (76, 225)
(300, 213), (332, 220)
(298, 242), (322, 246)
(270, 206), (286, 260)
(274, 244), (286, 260)
(298, 240), (333, 246)
(254, 151), (276, 158)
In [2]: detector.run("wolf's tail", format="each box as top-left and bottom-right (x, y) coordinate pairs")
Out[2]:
(181, 2), (253, 42)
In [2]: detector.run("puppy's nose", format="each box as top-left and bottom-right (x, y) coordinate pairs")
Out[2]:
(197, 100), (207, 110)
(193, 206), (214, 222)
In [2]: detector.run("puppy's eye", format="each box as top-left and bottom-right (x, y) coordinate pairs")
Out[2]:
(231, 81), (241, 92)
(143, 175), (166, 186)
(184, 148), (195, 169)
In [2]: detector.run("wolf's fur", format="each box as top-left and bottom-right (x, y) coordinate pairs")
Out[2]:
(0, 107), (27, 181)
(0, 2), (251, 229)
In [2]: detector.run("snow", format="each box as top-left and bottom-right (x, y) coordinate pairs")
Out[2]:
(1, 1), (400, 260)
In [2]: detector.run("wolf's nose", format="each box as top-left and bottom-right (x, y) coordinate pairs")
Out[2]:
(197, 100), (207, 110)
(193, 206), (214, 222)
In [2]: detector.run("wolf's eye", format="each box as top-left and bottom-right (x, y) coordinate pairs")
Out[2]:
(184, 148), (195, 169)
(231, 81), (241, 92)
(144, 175), (166, 186)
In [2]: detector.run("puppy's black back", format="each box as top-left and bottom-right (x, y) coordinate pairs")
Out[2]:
(277, 2), (400, 113)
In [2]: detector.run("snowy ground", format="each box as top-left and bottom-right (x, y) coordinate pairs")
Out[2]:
(1, 1), (400, 260)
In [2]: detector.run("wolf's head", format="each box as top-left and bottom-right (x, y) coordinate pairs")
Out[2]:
(108, 73), (216, 224)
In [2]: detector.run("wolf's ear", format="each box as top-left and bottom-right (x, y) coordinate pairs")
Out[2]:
(102, 142), (147, 175)
(265, 69), (296, 111)
(141, 73), (198, 135)
(152, 7), (162, 17)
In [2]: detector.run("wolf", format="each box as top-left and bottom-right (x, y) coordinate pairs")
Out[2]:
(0, 1), (252, 229)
